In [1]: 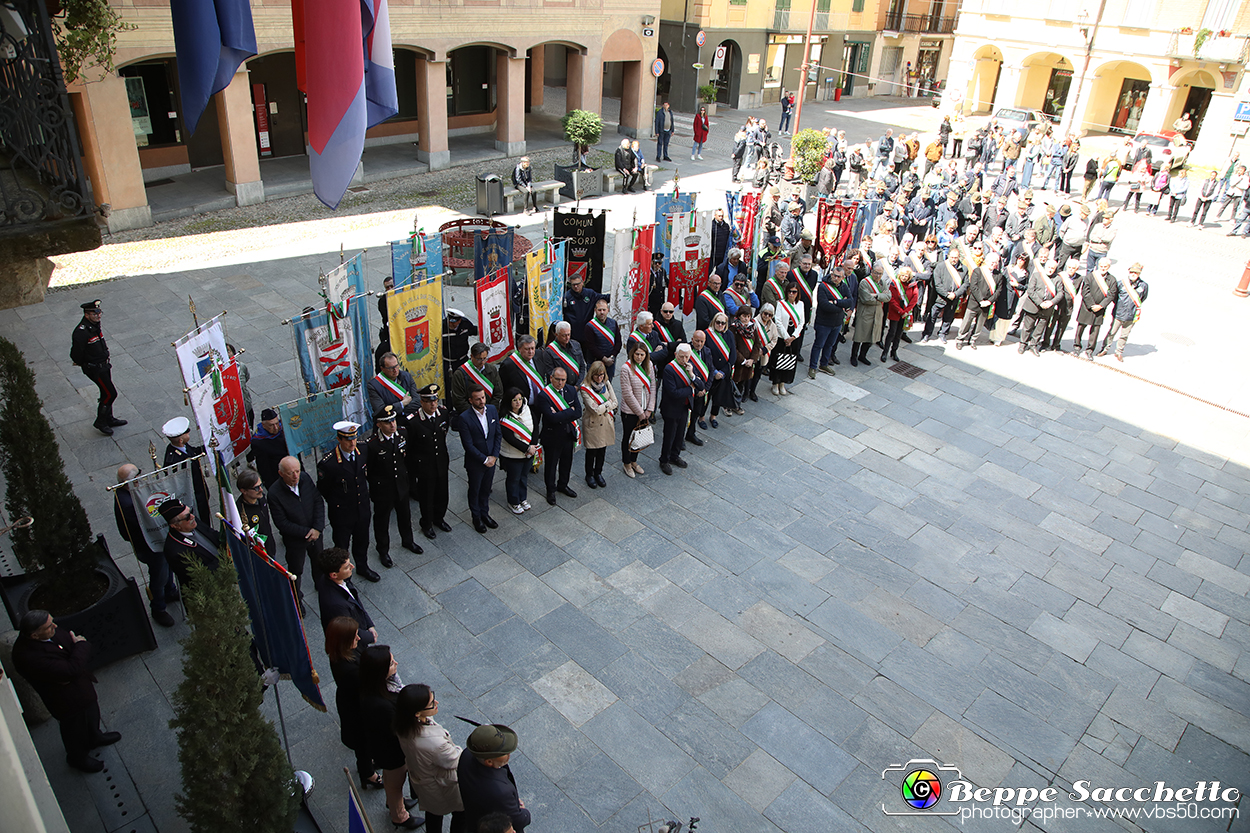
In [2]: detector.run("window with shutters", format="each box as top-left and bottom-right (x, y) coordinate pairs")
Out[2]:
(1201, 0), (1237, 31)
(1120, 0), (1154, 27)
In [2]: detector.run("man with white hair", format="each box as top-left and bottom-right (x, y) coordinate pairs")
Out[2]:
(659, 344), (699, 475)
(1072, 257), (1119, 360)
(615, 138), (639, 193)
(540, 321), (586, 386)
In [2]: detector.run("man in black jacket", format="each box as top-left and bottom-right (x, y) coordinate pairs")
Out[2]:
(160, 498), (221, 591)
(250, 408), (289, 490)
(114, 463), (177, 627)
(269, 455), (326, 599)
(12, 610), (120, 772)
(453, 724), (530, 833)
(162, 416), (210, 523)
(512, 156), (537, 214)
(316, 548), (377, 647)
(614, 139), (638, 193)
(365, 405), (422, 563)
(70, 299), (125, 435)
(535, 367), (582, 504)
(808, 268), (852, 377)
(406, 384), (453, 539)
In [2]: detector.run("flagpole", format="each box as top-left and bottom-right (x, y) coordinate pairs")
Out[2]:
(344, 768), (378, 833)
(105, 455), (206, 491)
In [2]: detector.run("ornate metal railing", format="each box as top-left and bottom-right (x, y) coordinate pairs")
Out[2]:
(884, 12), (957, 33)
(0, 0), (95, 228)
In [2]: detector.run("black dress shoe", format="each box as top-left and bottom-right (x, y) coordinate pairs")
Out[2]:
(391, 813), (424, 829)
(685, 435), (704, 446)
(68, 755), (104, 773)
(546, 494), (557, 505)
(94, 423), (114, 436)
(403, 541), (424, 555)
(482, 515), (498, 529)
(436, 520), (452, 532)
(474, 519), (488, 533)
(670, 457), (688, 469)
(586, 474), (599, 489)
(748, 392), (759, 402)
(357, 566), (381, 583)
(422, 527), (437, 540)
(595, 474), (607, 488)
(558, 486), (578, 498)
(660, 461), (673, 475)
(108, 418), (129, 426)
(900, 333), (913, 343)
(93, 731), (122, 747)
(378, 552), (395, 568)
(361, 772), (385, 789)
(152, 609), (175, 627)
(832, 356), (840, 365)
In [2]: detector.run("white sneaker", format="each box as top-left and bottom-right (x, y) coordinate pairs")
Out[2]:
(511, 504), (524, 515)
(521, 500), (532, 511)
(698, 154), (704, 160)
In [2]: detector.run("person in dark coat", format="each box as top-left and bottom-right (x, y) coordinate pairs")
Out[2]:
(317, 547), (378, 647)
(511, 156), (538, 214)
(366, 405), (422, 564)
(581, 297), (622, 380)
(406, 384), (453, 539)
(318, 421), (377, 582)
(268, 455), (326, 600)
(449, 343), (503, 416)
(647, 251), (669, 317)
(159, 498), (221, 592)
(535, 366), (582, 505)
(562, 272), (598, 349)
(614, 138), (639, 193)
(358, 644), (422, 828)
(324, 615), (381, 791)
(12, 610), (120, 772)
(369, 352), (420, 417)
(250, 408), (289, 490)
(710, 207), (735, 269)
(705, 314), (736, 427)
(442, 309), (479, 388)
(113, 463), (177, 627)
(1073, 257), (1119, 360)
(70, 299), (124, 435)
(451, 723), (531, 833)
(539, 321), (587, 387)
(659, 344), (698, 475)
(161, 416), (210, 523)
(235, 467), (273, 547)
(458, 386), (502, 533)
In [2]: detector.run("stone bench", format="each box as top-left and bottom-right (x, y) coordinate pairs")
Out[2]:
(602, 165), (661, 194)
(503, 180), (563, 213)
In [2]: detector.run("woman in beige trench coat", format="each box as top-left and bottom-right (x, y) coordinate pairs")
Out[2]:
(395, 684), (464, 833)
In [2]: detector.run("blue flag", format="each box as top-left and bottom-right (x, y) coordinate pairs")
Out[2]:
(276, 392), (344, 458)
(474, 228), (515, 281)
(226, 522), (326, 712)
(170, 0), (257, 136)
(391, 232), (443, 287)
(348, 779), (372, 833)
(654, 191), (695, 274)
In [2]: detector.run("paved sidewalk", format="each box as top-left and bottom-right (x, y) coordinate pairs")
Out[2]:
(4, 97), (1249, 833)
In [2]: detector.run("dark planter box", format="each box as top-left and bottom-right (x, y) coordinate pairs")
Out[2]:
(1, 535), (157, 670)
(554, 164), (602, 200)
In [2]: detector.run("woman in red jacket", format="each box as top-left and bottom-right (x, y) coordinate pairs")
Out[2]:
(882, 266), (919, 363)
(692, 106), (710, 161)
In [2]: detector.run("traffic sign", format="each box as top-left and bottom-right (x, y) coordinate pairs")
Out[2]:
(651, 58), (665, 78)
(713, 45), (727, 71)
(696, 30), (706, 47)
(1236, 100), (1250, 122)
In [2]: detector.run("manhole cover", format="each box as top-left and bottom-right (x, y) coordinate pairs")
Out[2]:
(1161, 333), (1195, 347)
(890, 361), (926, 379)
(348, 186), (370, 193)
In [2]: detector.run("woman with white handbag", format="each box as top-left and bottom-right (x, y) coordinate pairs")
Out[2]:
(618, 343), (655, 478)
(580, 362), (618, 489)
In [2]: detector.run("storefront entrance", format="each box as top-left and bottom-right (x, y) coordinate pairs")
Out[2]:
(1111, 78), (1150, 134)
(1043, 67), (1072, 119)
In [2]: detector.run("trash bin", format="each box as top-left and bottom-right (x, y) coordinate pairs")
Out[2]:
(476, 173), (503, 216)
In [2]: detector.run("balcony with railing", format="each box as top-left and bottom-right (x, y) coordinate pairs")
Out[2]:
(1165, 30), (1249, 64)
(882, 11), (957, 32)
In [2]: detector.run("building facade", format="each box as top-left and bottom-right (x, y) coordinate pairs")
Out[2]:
(865, 0), (959, 97)
(68, 0), (661, 232)
(945, 0), (1250, 164)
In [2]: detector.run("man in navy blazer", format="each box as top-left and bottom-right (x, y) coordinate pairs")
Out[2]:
(316, 547), (377, 647)
(458, 386), (501, 533)
(535, 365), (583, 505)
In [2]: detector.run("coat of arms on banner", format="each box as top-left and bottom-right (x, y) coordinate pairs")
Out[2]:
(403, 305), (431, 360)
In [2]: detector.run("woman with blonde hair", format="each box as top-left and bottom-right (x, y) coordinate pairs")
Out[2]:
(580, 360), (618, 489)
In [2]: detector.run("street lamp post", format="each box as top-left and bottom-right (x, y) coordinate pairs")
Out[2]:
(787, 0), (820, 176)
(1059, 0), (1107, 138)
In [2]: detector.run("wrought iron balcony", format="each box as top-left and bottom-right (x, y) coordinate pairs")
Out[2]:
(883, 12), (957, 33)
(1, 0), (99, 232)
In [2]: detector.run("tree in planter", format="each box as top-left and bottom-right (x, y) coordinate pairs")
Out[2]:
(561, 109), (604, 168)
(0, 337), (98, 610)
(170, 558), (299, 833)
(790, 128), (828, 185)
(698, 84), (719, 104)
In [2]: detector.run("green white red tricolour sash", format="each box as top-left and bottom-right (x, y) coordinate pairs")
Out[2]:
(548, 342), (580, 375)
(627, 361), (652, 397)
(691, 352), (710, 380)
(508, 352), (544, 388)
(709, 330), (732, 362)
(502, 414), (532, 445)
(542, 384), (571, 411)
(587, 318), (616, 345)
(374, 373), (406, 398)
(699, 290), (726, 315)
(462, 363), (494, 396)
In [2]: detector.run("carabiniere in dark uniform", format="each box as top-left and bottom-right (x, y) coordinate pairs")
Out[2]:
(317, 421), (379, 582)
(365, 405), (423, 563)
(70, 300), (126, 435)
(406, 384), (453, 539)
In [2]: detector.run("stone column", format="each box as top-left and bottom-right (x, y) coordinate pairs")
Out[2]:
(566, 50), (602, 114)
(530, 46), (545, 109)
(496, 53), (526, 156)
(619, 60), (644, 138)
(416, 55), (450, 170)
(216, 69), (265, 207)
(567, 51), (585, 111)
(992, 65), (1020, 111)
(71, 74), (151, 232)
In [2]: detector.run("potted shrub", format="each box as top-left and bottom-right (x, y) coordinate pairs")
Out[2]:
(699, 83), (720, 116)
(170, 559), (301, 832)
(789, 128), (828, 191)
(557, 109), (605, 198)
(0, 337), (156, 666)
(49, 0), (137, 84)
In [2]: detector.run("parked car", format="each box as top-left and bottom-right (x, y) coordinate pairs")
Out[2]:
(993, 107), (1053, 141)
(1129, 131), (1192, 170)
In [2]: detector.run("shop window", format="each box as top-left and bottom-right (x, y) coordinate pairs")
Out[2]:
(765, 43), (786, 87)
(120, 60), (181, 147)
(392, 49), (419, 121)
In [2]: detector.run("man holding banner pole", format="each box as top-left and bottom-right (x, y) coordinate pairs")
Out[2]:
(113, 464), (177, 627)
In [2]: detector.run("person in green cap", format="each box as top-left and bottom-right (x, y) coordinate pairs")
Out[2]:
(452, 722), (529, 833)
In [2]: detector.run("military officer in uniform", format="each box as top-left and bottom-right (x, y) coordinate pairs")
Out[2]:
(366, 405), (422, 563)
(406, 385), (452, 539)
(162, 416), (210, 524)
(159, 499), (221, 592)
(317, 421), (378, 582)
(71, 300), (126, 436)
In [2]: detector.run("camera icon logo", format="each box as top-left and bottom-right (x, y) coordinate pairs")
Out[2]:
(881, 758), (963, 816)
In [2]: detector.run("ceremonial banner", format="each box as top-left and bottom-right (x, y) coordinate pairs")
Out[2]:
(476, 268), (513, 362)
(324, 253), (366, 309)
(852, 199), (884, 251)
(667, 210), (712, 316)
(818, 199), (859, 264)
(654, 191), (695, 274)
(125, 459), (199, 551)
(474, 228), (515, 281)
(737, 191), (761, 277)
(290, 303), (371, 427)
(188, 359), (251, 473)
(224, 504), (326, 711)
(387, 277), (444, 391)
(546, 239), (567, 334)
(553, 208), (607, 292)
(277, 390), (346, 458)
(526, 250), (551, 341)
(608, 224), (655, 330)
(174, 314), (230, 389)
